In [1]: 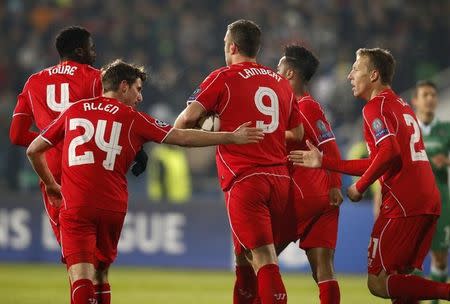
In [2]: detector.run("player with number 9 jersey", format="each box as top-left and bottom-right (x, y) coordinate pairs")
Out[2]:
(175, 20), (303, 304)
(9, 27), (101, 244)
(190, 61), (300, 191)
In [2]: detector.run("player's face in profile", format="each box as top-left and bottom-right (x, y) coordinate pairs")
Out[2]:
(224, 30), (232, 66)
(414, 85), (438, 114)
(277, 56), (289, 77)
(81, 37), (96, 65)
(122, 78), (143, 108)
(348, 55), (372, 99)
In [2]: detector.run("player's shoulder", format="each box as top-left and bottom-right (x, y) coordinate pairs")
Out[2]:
(80, 63), (101, 75)
(205, 66), (231, 80)
(299, 94), (324, 114)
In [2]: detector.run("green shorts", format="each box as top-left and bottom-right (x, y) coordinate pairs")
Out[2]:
(431, 184), (450, 251)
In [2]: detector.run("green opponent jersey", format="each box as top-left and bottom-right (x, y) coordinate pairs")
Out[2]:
(419, 119), (450, 187)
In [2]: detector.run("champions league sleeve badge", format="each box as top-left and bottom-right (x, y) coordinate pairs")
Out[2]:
(371, 118), (389, 140)
(316, 119), (333, 141)
(188, 88), (202, 101)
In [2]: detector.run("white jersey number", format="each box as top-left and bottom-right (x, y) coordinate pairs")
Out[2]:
(68, 118), (123, 170)
(403, 114), (428, 162)
(47, 83), (71, 112)
(254, 87), (279, 133)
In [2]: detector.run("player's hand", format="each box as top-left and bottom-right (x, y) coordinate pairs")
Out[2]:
(347, 183), (363, 202)
(45, 182), (62, 207)
(232, 122), (264, 144)
(329, 187), (344, 207)
(131, 148), (148, 177)
(288, 140), (322, 168)
(431, 154), (449, 169)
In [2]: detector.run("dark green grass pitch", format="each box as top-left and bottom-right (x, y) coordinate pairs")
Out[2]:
(0, 263), (399, 303)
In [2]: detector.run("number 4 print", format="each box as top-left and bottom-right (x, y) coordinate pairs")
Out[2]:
(68, 118), (122, 170)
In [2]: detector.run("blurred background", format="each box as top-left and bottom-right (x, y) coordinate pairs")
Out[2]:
(0, 0), (449, 302)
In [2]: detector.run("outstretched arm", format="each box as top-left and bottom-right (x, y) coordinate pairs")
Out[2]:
(163, 122), (264, 147)
(289, 140), (371, 176)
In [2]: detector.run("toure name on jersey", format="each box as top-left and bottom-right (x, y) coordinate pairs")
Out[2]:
(238, 68), (282, 82)
(83, 102), (119, 114)
(47, 65), (78, 76)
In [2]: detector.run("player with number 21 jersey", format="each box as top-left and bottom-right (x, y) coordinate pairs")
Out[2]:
(362, 89), (440, 218)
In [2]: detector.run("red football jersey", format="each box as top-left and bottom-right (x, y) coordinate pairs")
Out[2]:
(12, 61), (102, 181)
(188, 62), (301, 190)
(41, 96), (173, 212)
(287, 94), (337, 197)
(362, 89), (440, 218)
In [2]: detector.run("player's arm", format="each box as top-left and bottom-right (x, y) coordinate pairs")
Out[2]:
(10, 83), (39, 146)
(163, 122), (264, 147)
(26, 136), (62, 205)
(174, 102), (207, 129)
(321, 140), (342, 188)
(320, 140), (344, 206)
(10, 115), (39, 146)
(289, 140), (371, 176)
(354, 136), (401, 192)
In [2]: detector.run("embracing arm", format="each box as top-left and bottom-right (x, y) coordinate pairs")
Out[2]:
(163, 122), (264, 147)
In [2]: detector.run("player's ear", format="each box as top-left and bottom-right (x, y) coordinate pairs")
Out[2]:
(230, 42), (238, 55)
(370, 69), (379, 83)
(119, 80), (129, 93)
(285, 68), (295, 80)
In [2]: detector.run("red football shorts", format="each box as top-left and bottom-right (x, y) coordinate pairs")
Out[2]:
(368, 215), (438, 275)
(59, 206), (126, 269)
(295, 194), (339, 250)
(225, 166), (297, 255)
(40, 181), (61, 244)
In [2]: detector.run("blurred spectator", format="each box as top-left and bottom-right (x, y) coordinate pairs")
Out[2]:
(1, 0), (449, 196)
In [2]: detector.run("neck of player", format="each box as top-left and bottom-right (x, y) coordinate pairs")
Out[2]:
(232, 55), (256, 65)
(369, 84), (391, 101)
(416, 111), (435, 125)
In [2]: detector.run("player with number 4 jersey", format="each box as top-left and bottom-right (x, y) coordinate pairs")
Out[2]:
(290, 48), (449, 302)
(9, 26), (101, 245)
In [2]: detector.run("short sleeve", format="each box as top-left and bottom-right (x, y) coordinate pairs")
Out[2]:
(299, 101), (335, 146)
(187, 68), (227, 112)
(13, 81), (33, 117)
(40, 111), (68, 146)
(288, 94), (302, 130)
(134, 112), (173, 144)
(362, 100), (395, 146)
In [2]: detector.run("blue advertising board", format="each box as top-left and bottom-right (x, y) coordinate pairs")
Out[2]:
(0, 193), (435, 274)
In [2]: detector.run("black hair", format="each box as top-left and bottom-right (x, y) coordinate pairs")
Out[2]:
(55, 26), (91, 59)
(101, 59), (147, 92)
(283, 44), (319, 83)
